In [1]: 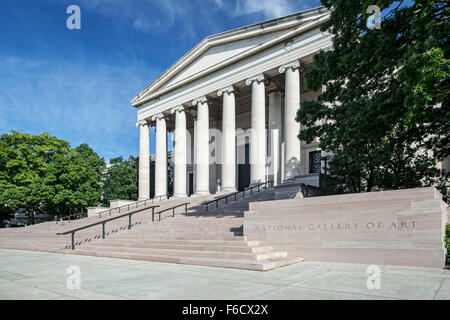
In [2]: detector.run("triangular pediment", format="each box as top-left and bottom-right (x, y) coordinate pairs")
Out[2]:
(161, 30), (286, 90)
(131, 6), (329, 107)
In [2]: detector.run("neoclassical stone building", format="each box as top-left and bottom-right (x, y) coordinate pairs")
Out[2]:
(131, 7), (332, 199)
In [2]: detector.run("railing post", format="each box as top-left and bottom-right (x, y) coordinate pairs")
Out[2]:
(152, 207), (155, 222)
(128, 214), (132, 230)
(206, 204), (208, 212)
(71, 233), (75, 250)
(102, 222), (105, 239)
(258, 185), (260, 192)
(184, 203), (188, 214)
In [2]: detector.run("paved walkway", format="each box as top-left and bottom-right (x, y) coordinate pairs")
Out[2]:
(0, 249), (448, 300)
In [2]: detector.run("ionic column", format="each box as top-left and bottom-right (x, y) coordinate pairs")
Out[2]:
(137, 121), (150, 200)
(152, 113), (167, 199)
(279, 61), (301, 180)
(171, 105), (187, 198)
(218, 86), (236, 192)
(246, 74), (266, 184)
(268, 91), (282, 186)
(192, 96), (210, 195)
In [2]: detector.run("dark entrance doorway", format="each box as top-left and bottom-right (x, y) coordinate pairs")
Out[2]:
(309, 150), (322, 174)
(238, 143), (250, 191)
(188, 173), (194, 196)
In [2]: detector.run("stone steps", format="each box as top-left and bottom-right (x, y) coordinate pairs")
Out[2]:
(88, 241), (274, 253)
(69, 249), (303, 271)
(107, 234), (246, 241)
(73, 245), (287, 261)
(0, 242), (70, 252)
(125, 226), (243, 233)
(89, 238), (263, 247)
(0, 188), (304, 271)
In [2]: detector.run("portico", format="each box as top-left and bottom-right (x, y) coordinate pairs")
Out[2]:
(132, 7), (333, 199)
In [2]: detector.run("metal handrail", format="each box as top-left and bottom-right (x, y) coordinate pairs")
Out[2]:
(152, 203), (190, 222)
(98, 195), (166, 218)
(57, 205), (160, 250)
(203, 181), (273, 212)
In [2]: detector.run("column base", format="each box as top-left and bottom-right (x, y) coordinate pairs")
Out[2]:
(194, 191), (211, 196)
(172, 194), (188, 199)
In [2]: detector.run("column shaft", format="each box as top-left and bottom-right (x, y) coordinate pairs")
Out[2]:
(246, 75), (266, 184)
(219, 87), (236, 192)
(281, 62), (301, 180)
(154, 114), (167, 198)
(138, 122), (150, 200)
(172, 106), (187, 198)
(269, 92), (282, 186)
(193, 97), (210, 195)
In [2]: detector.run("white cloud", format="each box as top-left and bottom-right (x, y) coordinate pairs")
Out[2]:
(213, 0), (224, 8)
(239, 0), (295, 18)
(133, 18), (160, 32)
(211, 0), (314, 19)
(77, 0), (186, 33)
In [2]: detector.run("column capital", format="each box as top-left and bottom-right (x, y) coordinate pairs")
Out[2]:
(170, 105), (185, 114)
(245, 74), (265, 86)
(217, 85), (234, 96)
(192, 96), (208, 106)
(279, 60), (301, 73)
(151, 113), (165, 121)
(136, 120), (149, 127)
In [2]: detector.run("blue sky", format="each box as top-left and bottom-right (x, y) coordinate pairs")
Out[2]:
(0, 0), (320, 163)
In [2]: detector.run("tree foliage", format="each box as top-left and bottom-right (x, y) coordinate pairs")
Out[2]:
(297, 0), (449, 193)
(101, 156), (139, 206)
(0, 131), (105, 222)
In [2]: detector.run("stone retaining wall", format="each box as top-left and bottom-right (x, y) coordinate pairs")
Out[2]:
(244, 187), (448, 268)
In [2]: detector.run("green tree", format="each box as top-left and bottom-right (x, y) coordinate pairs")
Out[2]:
(101, 156), (138, 206)
(0, 131), (105, 223)
(49, 143), (105, 216)
(297, 0), (449, 193)
(0, 131), (71, 222)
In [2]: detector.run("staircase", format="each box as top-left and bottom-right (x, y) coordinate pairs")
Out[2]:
(0, 189), (303, 271)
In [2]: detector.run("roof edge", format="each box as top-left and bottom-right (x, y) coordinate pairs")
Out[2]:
(130, 5), (329, 106)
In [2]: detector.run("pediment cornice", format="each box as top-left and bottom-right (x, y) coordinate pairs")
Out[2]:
(130, 6), (330, 108)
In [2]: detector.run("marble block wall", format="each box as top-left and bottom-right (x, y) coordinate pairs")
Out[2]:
(244, 187), (448, 268)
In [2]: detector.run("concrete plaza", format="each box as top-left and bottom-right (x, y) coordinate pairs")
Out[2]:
(0, 249), (449, 300)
